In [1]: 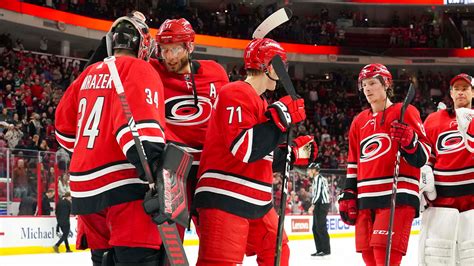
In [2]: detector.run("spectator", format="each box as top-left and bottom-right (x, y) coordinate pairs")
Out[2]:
(57, 172), (70, 198)
(4, 124), (23, 149)
(28, 113), (42, 137)
(14, 39), (25, 51)
(39, 36), (48, 53)
(18, 195), (37, 215)
(38, 139), (50, 151)
(27, 134), (41, 151)
(13, 159), (28, 198)
(40, 188), (54, 215)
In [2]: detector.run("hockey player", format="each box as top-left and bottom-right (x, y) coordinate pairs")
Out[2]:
(338, 64), (431, 266)
(55, 12), (166, 265)
(193, 38), (306, 266)
(419, 73), (474, 265)
(150, 18), (229, 236)
(82, 18), (230, 239)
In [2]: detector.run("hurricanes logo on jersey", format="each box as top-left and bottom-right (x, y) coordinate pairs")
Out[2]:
(165, 95), (213, 126)
(436, 130), (464, 154)
(360, 133), (392, 163)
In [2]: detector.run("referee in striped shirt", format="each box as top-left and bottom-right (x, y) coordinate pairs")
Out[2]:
(309, 163), (331, 256)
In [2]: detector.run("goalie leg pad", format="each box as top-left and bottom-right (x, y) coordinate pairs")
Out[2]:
(458, 209), (474, 266)
(419, 207), (459, 266)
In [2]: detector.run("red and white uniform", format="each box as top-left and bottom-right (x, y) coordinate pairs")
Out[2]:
(424, 109), (474, 211)
(55, 56), (166, 215)
(467, 119), (474, 152)
(345, 104), (430, 213)
(344, 104), (430, 259)
(149, 59), (229, 165)
(194, 81), (276, 218)
(194, 80), (289, 265)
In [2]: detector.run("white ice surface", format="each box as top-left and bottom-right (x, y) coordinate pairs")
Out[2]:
(0, 236), (419, 266)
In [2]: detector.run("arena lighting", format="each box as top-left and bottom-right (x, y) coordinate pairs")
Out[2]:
(350, 0), (444, 4)
(4, 0), (474, 57)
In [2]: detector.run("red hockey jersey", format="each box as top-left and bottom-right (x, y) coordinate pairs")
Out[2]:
(344, 104), (431, 214)
(55, 56), (166, 214)
(149, 59), (229, 165)
(424, 109), (474, 198)
(467, 118), (474, 152)
(194, 81), (276, 219)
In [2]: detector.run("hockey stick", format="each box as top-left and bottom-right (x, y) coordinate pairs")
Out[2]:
(272, 55), (297, 100)
(385, 83), (415, 266)
(252, 7), (293, 39)
(104, 56), (189, 266)
(272, 54), (298, 266)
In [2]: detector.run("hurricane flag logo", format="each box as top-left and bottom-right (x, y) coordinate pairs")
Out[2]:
(360, 133), (392, 163)
(165, 95), (213, 126)
(436, 130), (464, 154)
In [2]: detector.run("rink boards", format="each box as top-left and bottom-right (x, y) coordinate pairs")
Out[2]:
(0, 215), (421, 255)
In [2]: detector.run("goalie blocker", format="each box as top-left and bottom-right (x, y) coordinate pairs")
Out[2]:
(143, 143), (193, 266)
(143, 143), (193, 227)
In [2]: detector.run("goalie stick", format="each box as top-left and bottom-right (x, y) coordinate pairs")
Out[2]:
(385, 83), (415, 266)
(252, 7), (293, 39)
(104, 56), (189, 266)
(272, 54), (298, 266)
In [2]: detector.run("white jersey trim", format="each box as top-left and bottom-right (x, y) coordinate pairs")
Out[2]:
(200, 172), (272, 193)
(358, 189), (419, 198)
(57, 142), (74, 153)
(71, 178), (148, 198)
(121, 136), (165, 155)
(434, 168), (474, 176)
(70, 163), (136, 182)
(231, 130), (248, 160)
(357, 176), (419, 187)
(346, 174), (357, 179)
(195, 186), (272, 206)
(435, 179), (474, 186)
(56, 131), (75, 143)
(116, 122), (165, 144)
(243, 128), (253, 163)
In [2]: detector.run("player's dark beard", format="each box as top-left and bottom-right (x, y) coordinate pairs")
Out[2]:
(166, 56), (190, 74)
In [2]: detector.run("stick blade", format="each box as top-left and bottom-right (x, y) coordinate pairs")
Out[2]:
(252, 7), (293, 39)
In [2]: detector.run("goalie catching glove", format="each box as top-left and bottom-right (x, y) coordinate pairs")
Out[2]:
(266, 95), (306, 132)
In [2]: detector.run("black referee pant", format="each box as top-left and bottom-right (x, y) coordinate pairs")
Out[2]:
(312, 202), (330, 254)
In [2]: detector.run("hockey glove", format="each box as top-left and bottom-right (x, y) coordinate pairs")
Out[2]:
(291, 135), (318, 167)
(143, 186), (170, 225)
(455, 107), (474, 134)
(390, 121), (418, 154)
(266, 95), (306, 132)
(456, 108), (474, 153)
(338, 190), (358, 226)
(420, 165), (437, 201)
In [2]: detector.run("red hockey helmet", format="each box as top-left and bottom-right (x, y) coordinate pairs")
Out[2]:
(450, 73), (473, 88)
(107, 11), (155, 61)
(156, 18), (195, 48)
(244, 38), (287, 71)
(358, 63), (392, 91)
